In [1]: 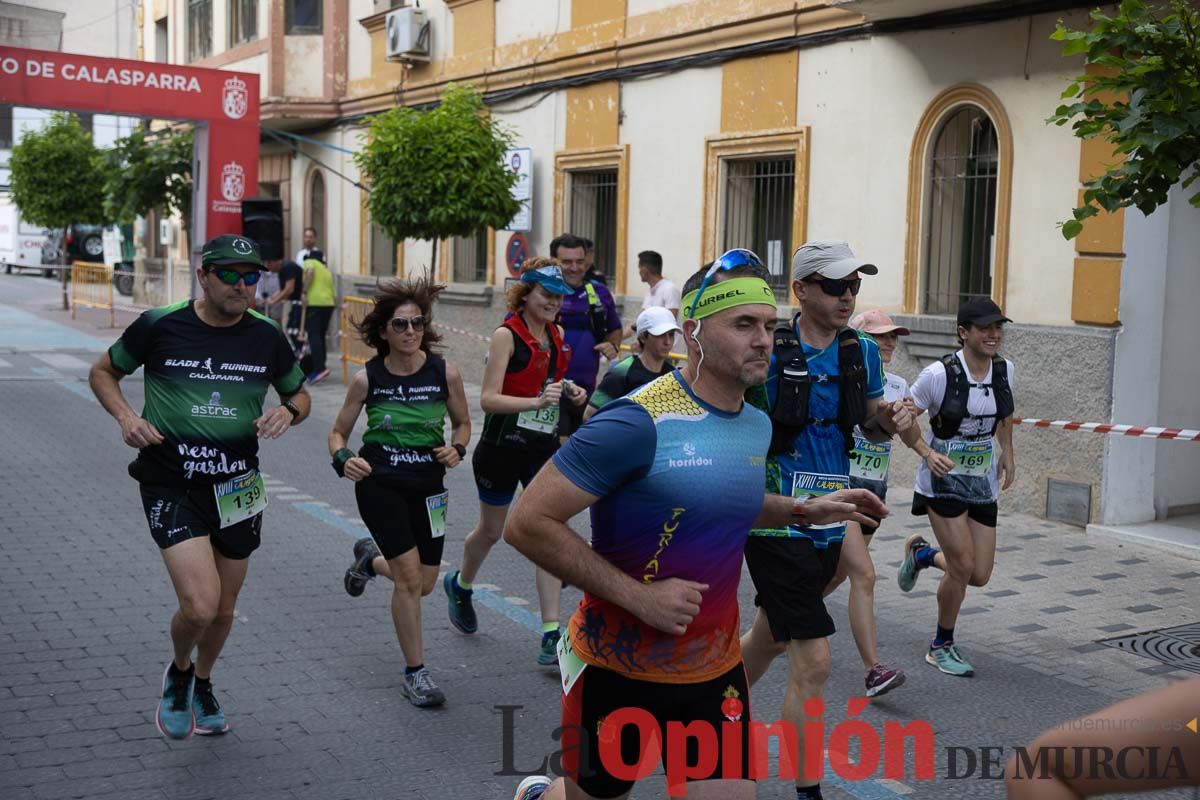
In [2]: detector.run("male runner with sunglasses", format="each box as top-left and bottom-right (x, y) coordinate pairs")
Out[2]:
(740, 241), (912, 800)
(504, 250), (888, 800)
(89, 235), (311, 740)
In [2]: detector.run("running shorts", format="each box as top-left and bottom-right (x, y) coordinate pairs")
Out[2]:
(139, 482), (262, 560)
(911, 493), (998, 528)
(471, 440), (555, 506)
(354, 475), (447, 564)
(744, 536), (843, 641)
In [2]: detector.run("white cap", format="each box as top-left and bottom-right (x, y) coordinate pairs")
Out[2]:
(636, 306), (682, 336)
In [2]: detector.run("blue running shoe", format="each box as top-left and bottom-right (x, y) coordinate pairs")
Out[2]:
(155, 662), (195, 740)
(538, 629), (561, 667)
(192, 679), (229, 735)
(898, 534), (930, 593)
(444, 570), (477, 634)
(513, 775), (552, 800)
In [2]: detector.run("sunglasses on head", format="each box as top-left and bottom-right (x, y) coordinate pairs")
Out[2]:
(686, 248), (766, 319)
(208, 267), (261, 286)
(389, 316), (426, 333)
(805, 277), (861, 297)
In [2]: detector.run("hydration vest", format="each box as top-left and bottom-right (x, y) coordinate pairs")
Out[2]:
(583, 282), (610, 343)
(500, 313), (570, 398)
(930, 353), (1014, 440)
(767, 318), (869, 456)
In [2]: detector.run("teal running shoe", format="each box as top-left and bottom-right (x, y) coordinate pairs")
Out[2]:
(192, 680), (229, 735)
(444, 570), (477, 634)
(155, 663), (195, 740)
(925, 643), (975, 677)
(538, 629), (561, 667)
(898, 534), (930, 593)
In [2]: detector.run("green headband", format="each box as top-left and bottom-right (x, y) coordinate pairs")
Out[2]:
(681, 276), (777, 320)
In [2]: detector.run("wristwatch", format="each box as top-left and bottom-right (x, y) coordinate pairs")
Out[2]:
(282, 398), (301, 422)
(452, 443), (467, 460)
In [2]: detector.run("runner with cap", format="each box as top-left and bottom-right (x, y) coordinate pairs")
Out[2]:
(503, 250), (888, 800)
(444, 258), (588, 666)
(897, 297), (1016, 678)
(331, 276), (472, 708)
(740, 241), (912, 800)
(88, 234), (311, 740)
(584, 306), (681, 421)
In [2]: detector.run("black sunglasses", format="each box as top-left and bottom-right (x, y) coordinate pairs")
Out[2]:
(209, 267), (262, 286)
(389, 316), (426, 333)
(805, 277), (862, 297)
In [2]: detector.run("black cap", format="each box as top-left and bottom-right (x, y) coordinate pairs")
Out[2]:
(304, 248), (326, 264)
(201, 234), (263, 269)
(957, 297), (1012, 327)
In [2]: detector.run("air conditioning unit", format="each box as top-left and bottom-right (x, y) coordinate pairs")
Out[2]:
(386, 6), (431, 62)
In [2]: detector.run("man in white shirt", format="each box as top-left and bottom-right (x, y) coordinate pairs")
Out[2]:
(623, 250), (680, 346)
(295, 226), (317, 264)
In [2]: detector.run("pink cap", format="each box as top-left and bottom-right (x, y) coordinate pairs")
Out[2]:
(849, 309), (910, 336)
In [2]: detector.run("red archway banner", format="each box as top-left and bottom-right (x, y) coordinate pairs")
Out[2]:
(0, 45), (260, 246)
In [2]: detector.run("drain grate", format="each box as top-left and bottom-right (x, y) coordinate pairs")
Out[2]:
(1098, 622), (1200, 674)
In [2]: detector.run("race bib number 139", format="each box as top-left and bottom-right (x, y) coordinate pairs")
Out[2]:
(213, 469), (267, 529)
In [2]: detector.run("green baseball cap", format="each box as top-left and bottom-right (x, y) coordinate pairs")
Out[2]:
(201, 234), (264, 269)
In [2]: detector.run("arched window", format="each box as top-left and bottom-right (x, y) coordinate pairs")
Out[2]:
(904, 85), (1012, 315)
(307, 170), (325, 246)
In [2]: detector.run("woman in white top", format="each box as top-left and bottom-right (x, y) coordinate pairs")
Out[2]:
(896, 298), (1016, 679)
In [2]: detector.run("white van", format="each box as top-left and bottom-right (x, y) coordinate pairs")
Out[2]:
(0, 197), (53, 277)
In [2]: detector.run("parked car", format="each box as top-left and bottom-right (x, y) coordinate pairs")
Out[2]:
(0, 198), (53, 277)
(41, 224), (135, 295)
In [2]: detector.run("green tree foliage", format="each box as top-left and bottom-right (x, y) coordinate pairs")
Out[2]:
(355, 83), (520, 272)
(1050, 0), (1200, 239)
(8, 112), (105, 229)
(103, 126), (193, 232)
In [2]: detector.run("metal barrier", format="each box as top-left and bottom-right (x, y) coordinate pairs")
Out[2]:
(70, 261), (114, 327)
(340, 295), (375, 384)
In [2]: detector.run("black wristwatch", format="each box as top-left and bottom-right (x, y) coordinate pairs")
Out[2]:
(282, 398), (301, 422)
(452, 443), (467, 460)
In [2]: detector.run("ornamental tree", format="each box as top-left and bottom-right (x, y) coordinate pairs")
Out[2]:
(103, 126), (194, 234)
(1050, 0), (1200, 239)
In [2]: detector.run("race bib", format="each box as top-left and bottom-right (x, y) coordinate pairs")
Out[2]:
(947, 440), (993, 476)
(425, 491), (448, 539)
(517, 405), (560, 434)
(557, 631), (588, 695)
(849, 435), (891, 482)
(791, 471), (850, 530)
(213, 469), (267, 529)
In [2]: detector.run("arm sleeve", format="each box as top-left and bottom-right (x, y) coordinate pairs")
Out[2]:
(552, 401), (656, 496)
(271, 325), (305, 396)
(862, 337), (885, 399)
(107, 311), (157, 375)
(599, 285), (622, 333)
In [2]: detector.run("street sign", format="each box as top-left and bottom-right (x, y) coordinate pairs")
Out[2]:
(505, 232), (530, 277)
(504, 147), (532, 231)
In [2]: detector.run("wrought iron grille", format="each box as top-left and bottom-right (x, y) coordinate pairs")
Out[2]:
(923, 106), (999, 316)
(720, 157), (795, 298)
(568, 169), (618, 284)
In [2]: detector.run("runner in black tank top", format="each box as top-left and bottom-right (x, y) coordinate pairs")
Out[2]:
(328, 278), (471, 707)
(444, 259), (587, 668)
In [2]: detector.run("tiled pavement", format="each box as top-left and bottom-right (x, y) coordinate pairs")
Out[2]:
(2, 281), (1198, 799)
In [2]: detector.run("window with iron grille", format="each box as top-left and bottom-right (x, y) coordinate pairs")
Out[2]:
(187, 0), (212, 61)
(0, 104), (12, 150)
(230, 0), (258, 45)
(369, 222), (396, 278)
(286, 0), (322, 34)
(452, 229), (488, 283)
(719, 156), (795, 298)
(567, 169), (618, 285)
(922, 105), (998, 316)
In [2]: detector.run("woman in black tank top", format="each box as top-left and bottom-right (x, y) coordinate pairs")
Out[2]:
(327, 277), (471, 707)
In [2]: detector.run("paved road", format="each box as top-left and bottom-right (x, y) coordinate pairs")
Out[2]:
(1, 272), (1197, 800)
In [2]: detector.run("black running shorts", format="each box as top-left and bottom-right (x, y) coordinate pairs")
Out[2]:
(354, 475), (447, 564)
(560, 662), (753, 798)
(139, 483), (262, 560)
(744, 536), (842, 642)
(911, 493), (998, 528)
(471, 440), (555, 506)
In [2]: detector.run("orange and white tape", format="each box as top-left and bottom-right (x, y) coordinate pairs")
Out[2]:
(1014, 418), (1200, 442)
